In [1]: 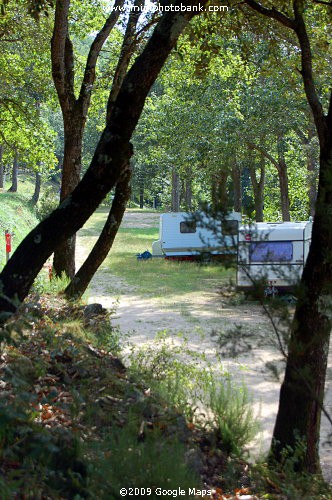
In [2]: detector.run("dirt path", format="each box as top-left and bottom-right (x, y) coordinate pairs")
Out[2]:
(77, 210), (332, 480)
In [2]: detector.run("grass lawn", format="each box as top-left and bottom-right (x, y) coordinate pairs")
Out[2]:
(79, 209), (233, 299)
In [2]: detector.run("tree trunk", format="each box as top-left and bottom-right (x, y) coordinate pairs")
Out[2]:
(306, 140), (317, 217)
(51, 0), (125, 279)
(249, 153), (265, 222)
(211, 170), (228, 210)
(0, 146), (4, 189)
(65, 169), (131, 299)
(8, 152), (18, 192)
(231, 160), (242, 213)
(244, 0), (332, 474)
(172, 168), (180, 211)
(139, 184), (144, 208)
(276, 136), (290, 221)
(53, 122), (83, 278)
(184, 176), (192, 210)
(271, 141), (332, 472)
(31, 171), (41, 205)
(0, 0), (207, 317)
(65, 2), (143, 296)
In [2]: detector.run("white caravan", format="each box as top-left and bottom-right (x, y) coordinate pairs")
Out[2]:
(152, 211), (242, 258)
(237, 221), (313, 291)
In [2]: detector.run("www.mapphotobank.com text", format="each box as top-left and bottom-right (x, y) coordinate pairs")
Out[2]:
(112, 3), (229, 13)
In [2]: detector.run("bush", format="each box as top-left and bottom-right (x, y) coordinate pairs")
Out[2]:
(35, 187), (59, 221)
(129, 332), (259, 457)
(87, 417), (199, 498)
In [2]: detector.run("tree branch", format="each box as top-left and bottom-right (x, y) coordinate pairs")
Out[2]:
(51, 0), (74, 111)
(78, 0), (125, 112)
(313, 0), (332, 6)
(107, 0), (145, 120)
(245, 0), (327, 147)
(247, 141), (280, 171)
(292, 0), (327, 147)
(244, 0), (295, 29)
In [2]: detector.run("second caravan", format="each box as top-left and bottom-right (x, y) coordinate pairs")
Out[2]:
(237, 221), (313, 292)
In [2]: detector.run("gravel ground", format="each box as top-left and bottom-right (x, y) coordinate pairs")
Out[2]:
(77, 210), (332, 482)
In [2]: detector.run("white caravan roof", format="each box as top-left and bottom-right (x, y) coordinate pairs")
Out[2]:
(239, 221), (312, 242)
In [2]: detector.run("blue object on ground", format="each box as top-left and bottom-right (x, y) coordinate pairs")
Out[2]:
(136, 250), (152, 260)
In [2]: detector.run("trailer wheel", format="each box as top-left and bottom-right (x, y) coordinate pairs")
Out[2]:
(200, 252), (212, 263)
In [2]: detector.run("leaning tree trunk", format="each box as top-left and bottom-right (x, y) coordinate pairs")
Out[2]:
(51, 0), (125, 279)
(0, 0), (208, 318)
(8, 152), (18, 192)
(31, 171), (41, 205)
(65, 169), (131, 298)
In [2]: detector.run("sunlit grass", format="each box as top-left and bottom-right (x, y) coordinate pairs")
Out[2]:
(0, 177), (38, 267)
(79, 215), (233, 298)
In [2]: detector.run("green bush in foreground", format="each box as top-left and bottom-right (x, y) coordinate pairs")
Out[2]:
(86, 418), (199, 499)
(129, 331), (259, 458)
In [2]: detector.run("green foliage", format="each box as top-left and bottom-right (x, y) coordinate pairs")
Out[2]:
(35, 186), (59, 221)
(32, 272), (70, 295)
(206, 375), (258, 455)
(0, 188), (38, 268)
(254, 436), (332, 499)
(87, 418), (199, 498)
(129, 332), (258, 457)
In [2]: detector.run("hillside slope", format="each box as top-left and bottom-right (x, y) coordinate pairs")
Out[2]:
(0, 186), (38, 267)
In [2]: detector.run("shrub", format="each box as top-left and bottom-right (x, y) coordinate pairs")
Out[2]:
(35, 187), (59, 221)
(129, 332), (259, 457)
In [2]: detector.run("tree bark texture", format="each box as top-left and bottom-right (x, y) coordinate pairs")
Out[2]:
(271, 141), (332, 473)
(0, 0), (208, 317)
(51, 0), (125, 278)
(31, 171), (41, 205)
(249, 153), (265, 222)
(231, 160), (242, 213)
(185, 176), (192, 210)
(172, 168), (180, 211)
(211, 170), (228, 209)
(245, 0), (332, 473)
(277, 136), (290, 221)
(8, 152), (18, 192)
(65, 169), (131, 299)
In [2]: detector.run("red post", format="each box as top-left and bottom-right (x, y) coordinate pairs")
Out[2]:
(48, 263), (53, 281)
(5, 230), (12, 262)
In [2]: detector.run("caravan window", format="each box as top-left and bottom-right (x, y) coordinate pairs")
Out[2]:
(250, 241), (293, 262)
(180, 221), (196, 233)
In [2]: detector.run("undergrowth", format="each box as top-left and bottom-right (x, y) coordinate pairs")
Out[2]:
(128, 332), (259, 457)
(0, 300), (330, 499)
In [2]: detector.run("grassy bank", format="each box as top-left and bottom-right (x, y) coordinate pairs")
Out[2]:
(0, 181), (38, 267)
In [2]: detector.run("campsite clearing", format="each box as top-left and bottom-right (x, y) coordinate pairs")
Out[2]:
(77, 209), (332, 480)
